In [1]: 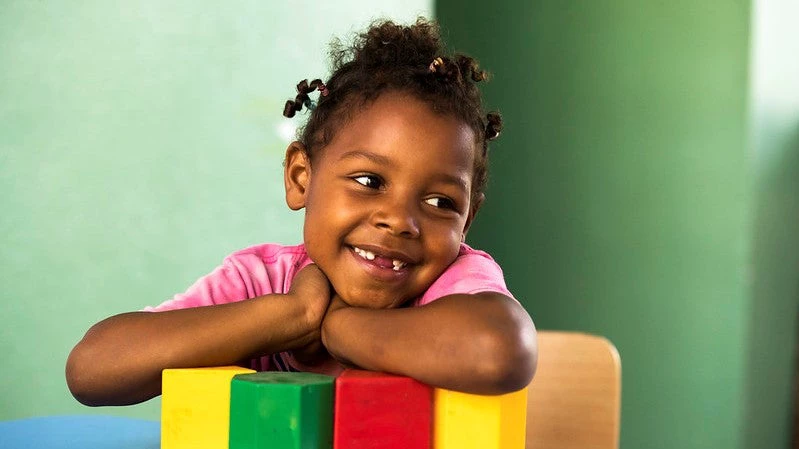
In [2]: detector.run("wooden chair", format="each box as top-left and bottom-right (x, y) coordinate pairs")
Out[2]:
(526, 331), (622, 449)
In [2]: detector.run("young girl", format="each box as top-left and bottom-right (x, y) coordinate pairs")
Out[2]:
(66, 18), (537, 407)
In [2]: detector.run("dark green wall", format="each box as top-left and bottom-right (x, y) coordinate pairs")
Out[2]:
(439, 1), (798, 448)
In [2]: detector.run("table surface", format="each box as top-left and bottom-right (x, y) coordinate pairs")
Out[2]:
(0, 415), (160, 449)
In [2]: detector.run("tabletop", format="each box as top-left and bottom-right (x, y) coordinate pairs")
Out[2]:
(0, 415), (160, 449)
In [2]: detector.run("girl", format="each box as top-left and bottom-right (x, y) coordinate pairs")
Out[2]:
(66, 18), (537, 407)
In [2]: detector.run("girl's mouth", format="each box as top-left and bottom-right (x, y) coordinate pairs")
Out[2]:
(351, 246), (408, 271)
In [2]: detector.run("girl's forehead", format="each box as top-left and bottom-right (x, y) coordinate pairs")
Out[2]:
(327, 117), (472, 171)
(336, 92), (475, 150)
(307, 90), (481, 166)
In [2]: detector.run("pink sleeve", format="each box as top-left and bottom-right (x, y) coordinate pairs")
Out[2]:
(142, 244), (309, 312)
(142, 255), (265, 312)
(414, 245), (515, 307)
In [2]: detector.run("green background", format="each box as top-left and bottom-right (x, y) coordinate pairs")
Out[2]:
(0, 0), (432, 421)
(437, 0), (799, 448)
(2, 1), (798, 449)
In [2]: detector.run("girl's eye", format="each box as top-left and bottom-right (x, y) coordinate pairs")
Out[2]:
(424, 196), (457, 210)
(353, 175), (383, 189)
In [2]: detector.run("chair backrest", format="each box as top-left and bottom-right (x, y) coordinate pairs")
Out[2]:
(526, 331), (622, 449)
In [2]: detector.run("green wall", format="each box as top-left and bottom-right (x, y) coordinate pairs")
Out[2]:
(0, 1), (431, 420)
(745, 1), (799, 448)
(438, 1), (799, 449)
(3, 2), (797, 446)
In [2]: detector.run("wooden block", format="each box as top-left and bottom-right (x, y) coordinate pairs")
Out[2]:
(433, 387), (528, 449)
(161, 366), (255, 449)
(334, 369), (432, 449)
(229, 371), (335, 449)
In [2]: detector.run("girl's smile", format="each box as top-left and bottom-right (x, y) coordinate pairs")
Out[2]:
(350, 245), (411, 272)
(284, 90), (478, 309)
(349, 245), (413, 282)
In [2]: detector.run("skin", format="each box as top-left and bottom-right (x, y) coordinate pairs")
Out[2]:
(65, 91), (536, 406)
(286, 91), (475, 309)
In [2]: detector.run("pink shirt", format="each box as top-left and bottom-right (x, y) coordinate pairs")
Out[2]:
(145, 242), (513, 375)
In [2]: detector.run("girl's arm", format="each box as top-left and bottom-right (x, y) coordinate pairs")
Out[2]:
(320, 292), (537, 394)
(65, 265), (330, 406)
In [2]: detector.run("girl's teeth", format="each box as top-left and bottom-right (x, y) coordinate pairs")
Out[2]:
(353, 246), (407, 271)
(353, 247), (375, 260)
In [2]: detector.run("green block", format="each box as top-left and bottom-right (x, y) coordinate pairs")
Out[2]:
(229, 371), (335, 449)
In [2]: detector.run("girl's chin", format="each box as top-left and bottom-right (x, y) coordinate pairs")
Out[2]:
(336, 289), (408, 309)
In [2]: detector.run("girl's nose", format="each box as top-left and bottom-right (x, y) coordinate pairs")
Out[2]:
(371, 197), (421, 238)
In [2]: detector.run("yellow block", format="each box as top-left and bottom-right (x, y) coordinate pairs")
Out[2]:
(161, 366), (255, 449)
(434, 387), (528, 449)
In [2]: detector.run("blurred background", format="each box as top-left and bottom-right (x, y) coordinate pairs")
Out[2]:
(1, 1), (797, 448)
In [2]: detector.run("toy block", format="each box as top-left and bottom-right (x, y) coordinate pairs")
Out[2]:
(161, 365), (255, 449)
(433, 387), (528, 449)
(334, 369), (432, 449)
(229, 371), (335, 449)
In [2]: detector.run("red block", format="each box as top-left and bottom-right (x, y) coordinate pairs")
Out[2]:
(334, 369), (432, 449)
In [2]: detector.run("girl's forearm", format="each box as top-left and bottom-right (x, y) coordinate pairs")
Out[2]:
(321, 293), (537, 394)
(66, 294), (317, 407)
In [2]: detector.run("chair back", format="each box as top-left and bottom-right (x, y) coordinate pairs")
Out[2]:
(526, 331), (622, 449)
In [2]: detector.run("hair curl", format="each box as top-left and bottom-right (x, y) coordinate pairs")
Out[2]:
(283, 17), (502, 210)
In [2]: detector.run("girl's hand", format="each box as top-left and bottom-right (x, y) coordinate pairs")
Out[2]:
(320, 294), (360, 369)
(286, 264), (334, 366)
(287, 264), (332, 331)
(326, 294), (350, 316)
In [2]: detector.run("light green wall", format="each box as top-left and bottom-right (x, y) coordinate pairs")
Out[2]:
(439, 1), (798, 449)
(0, 1), (431, 420)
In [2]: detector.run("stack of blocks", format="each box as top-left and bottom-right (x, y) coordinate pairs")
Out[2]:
(161, 366), (527, 449)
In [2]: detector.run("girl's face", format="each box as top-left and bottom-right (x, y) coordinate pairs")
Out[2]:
(284, 91), (478, 308)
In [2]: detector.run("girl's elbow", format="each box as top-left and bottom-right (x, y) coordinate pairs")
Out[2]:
(500, 340), (537, 393)
(65, 345), (103, 406)
(65, 331), (126, 407)
(479, 323), (538, 394)
(65, 315), (160, 406)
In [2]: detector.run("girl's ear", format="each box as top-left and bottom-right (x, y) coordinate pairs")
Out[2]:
(463, 192), (485, 236)
(284, 142), (312, 211)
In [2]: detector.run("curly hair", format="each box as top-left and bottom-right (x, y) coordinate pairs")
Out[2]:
(283, 17), (502, 210)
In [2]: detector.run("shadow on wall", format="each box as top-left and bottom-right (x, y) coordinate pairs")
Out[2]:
(745, 120), (799, 449)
